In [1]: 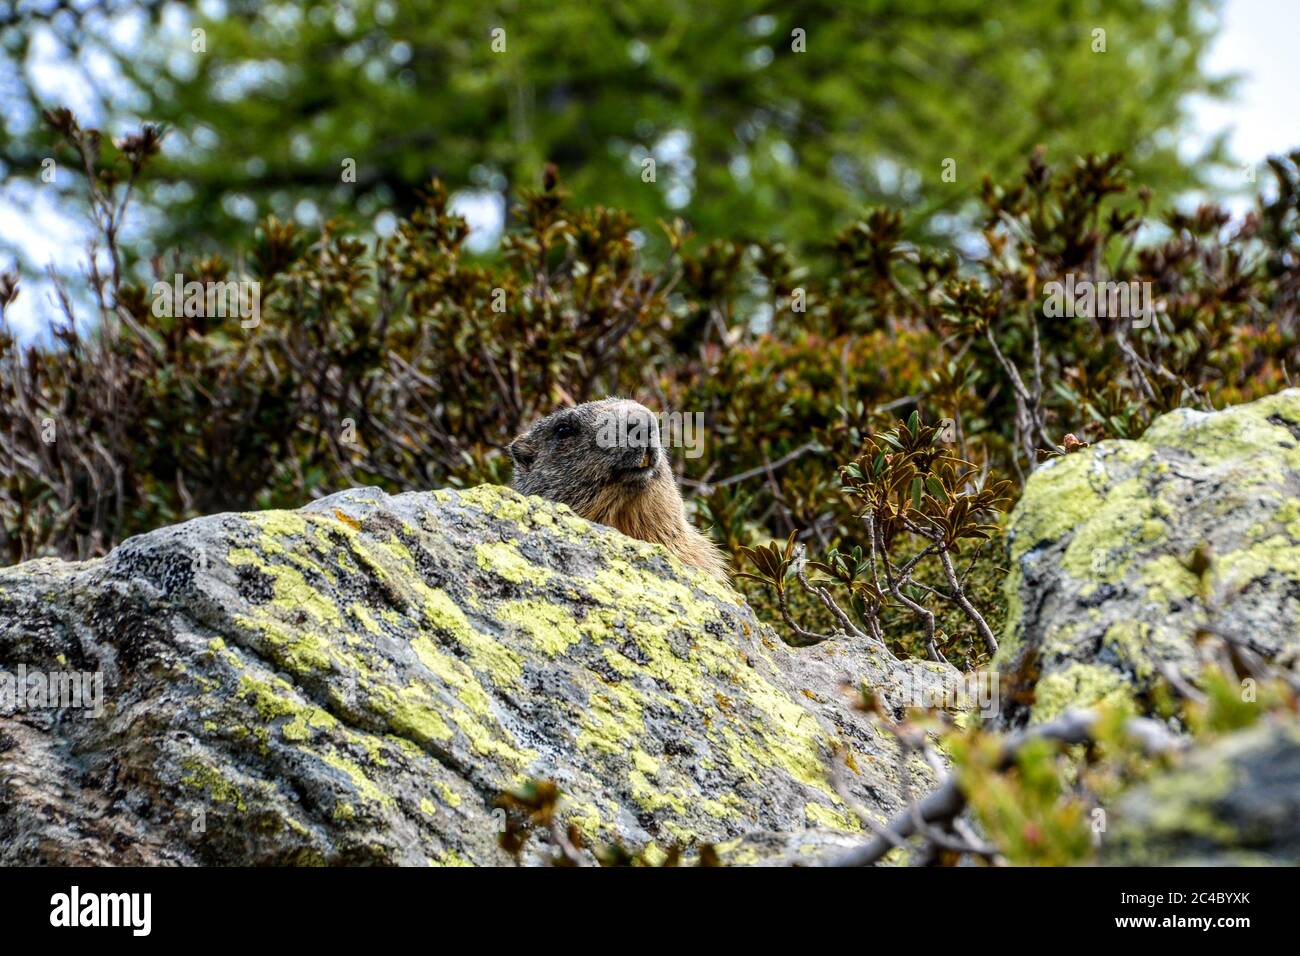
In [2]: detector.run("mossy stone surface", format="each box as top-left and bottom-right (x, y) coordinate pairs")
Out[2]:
(1104, 717), (1300, 865)
(0, 484), (954, 865)
(999, 390), (1300, 724)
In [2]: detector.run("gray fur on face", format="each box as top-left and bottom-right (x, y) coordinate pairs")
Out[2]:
(508, 399), (666, 511)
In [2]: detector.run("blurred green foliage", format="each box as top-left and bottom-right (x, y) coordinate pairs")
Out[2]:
(2, 0), (1232, 258)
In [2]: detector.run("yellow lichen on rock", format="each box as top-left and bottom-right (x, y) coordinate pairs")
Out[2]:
(1000, 390), (1300, 724)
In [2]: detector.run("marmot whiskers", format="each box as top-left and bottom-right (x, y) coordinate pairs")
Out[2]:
(508, 399), (729, 580)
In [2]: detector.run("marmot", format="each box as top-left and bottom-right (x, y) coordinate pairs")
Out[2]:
(508, 398), (729, 580)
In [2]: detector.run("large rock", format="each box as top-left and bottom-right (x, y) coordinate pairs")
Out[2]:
(999, 390), (1300, 724)
(1103, 716), (1300, 865)
(0, 484), (954, 865)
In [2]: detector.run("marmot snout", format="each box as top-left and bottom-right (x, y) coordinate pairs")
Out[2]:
(508, 399), (729, 580)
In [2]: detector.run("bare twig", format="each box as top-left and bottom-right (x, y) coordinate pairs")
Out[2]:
(827, 708), (1187, 867)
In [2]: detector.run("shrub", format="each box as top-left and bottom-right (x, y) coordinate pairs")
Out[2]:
(2, 111), (1297, 667)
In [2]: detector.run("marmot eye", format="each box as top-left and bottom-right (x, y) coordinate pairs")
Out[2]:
(554, 421), (577, 439)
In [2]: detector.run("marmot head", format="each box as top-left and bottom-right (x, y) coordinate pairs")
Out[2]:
(508, 398), (668, 513)
(509, 398), (729, 580)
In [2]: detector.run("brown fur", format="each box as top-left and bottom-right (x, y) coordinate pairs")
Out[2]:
(582, 465), (730, 580)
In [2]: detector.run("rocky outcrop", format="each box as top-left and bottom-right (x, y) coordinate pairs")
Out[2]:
(19, 389), (1299, 867)
(0, 484), (956, 866)
(1103, 716), (1300, 865)
(999, 390), (1300, 724)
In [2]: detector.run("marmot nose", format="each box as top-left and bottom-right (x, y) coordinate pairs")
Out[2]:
(620, 445), (659, 471)
(617, 406), (661, 468)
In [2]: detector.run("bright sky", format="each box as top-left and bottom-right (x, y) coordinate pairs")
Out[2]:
(1193, 0), (1300, 167)
(2, 0), (1299, 342)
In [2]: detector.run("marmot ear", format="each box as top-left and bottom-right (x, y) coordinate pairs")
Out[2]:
(507, 436), (536, 471)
